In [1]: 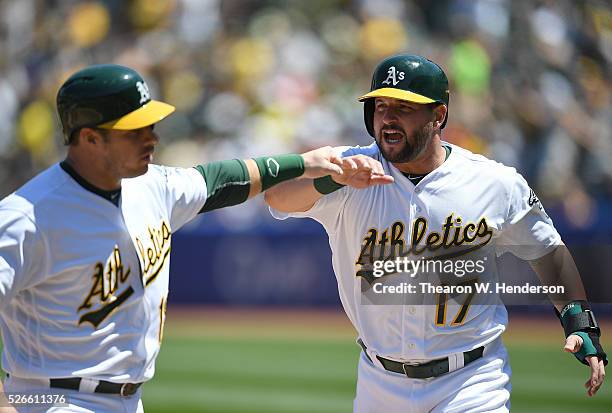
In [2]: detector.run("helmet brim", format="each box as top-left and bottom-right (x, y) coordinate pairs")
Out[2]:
(358, 88), (436, 104)
(97, 100), (175, 130)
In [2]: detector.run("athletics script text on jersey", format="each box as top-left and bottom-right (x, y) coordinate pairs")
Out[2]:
(78, 220), (171, 327)
(355, 213), (494, 282)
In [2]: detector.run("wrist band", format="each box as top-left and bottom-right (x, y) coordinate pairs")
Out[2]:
(314, 175), (345, 195)
(555, 300), (608, 366)
(558, 300), (600, 337)
(253, 154), (305, 191)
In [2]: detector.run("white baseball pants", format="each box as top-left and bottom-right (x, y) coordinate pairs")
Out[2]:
(353, 337), (511, 413)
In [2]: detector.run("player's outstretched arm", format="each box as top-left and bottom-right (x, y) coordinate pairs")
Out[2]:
(194, 146), (349, 213)
(529, 245), (587, 309)
(263, 179), (321, 213)
(530, 246), (607, 397)
(240, 146), (347, 198)
(264, 154), (394, 213)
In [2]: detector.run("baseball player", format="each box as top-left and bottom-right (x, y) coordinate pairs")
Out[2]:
(0, 64), (390, 413)
(265, 54), (607, 412)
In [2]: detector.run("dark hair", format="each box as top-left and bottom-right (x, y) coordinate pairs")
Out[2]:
(65, 129), (80, 146)
(66, 127), (110, 146)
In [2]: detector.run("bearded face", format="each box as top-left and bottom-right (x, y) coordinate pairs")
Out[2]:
(373, 98), (439, 164)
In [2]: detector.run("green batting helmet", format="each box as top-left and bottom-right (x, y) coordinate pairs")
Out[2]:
(359, 54), (449, 137)
(56, 64), (175, 144)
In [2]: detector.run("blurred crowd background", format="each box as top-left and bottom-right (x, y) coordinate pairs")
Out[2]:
(0, 0), (610, 234)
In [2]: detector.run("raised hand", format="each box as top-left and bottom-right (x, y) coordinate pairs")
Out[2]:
(332, 155), (394, 189)
(301, 146), (344, 179)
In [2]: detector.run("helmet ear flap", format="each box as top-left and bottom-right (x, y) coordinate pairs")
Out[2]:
(364, 99), (375, 138)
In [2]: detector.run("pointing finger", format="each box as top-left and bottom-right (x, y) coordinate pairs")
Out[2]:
(369, 175), (395, 185)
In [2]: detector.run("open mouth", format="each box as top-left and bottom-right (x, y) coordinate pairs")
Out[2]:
(382, 129), (405, 144)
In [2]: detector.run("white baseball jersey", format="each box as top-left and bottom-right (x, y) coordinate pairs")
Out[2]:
(272, 142), (561, 361)
(0, 163), (207, 382)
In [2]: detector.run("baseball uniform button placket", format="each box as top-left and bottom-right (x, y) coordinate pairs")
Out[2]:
(117, 209), (146, 288)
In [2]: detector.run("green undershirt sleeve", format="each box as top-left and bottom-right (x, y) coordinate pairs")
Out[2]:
(194, 160), (250, 213)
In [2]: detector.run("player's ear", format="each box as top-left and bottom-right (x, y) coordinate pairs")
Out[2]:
(79, 128), (106, 145)
(432, 104), (447, 129)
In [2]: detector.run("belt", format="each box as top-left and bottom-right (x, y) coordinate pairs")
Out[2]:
(357, 339), (484, 379)
(49, 378), (142, 397)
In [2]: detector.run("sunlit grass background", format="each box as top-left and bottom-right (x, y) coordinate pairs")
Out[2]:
(142, 308), (612, 413)
(0, 308), (609, 412)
